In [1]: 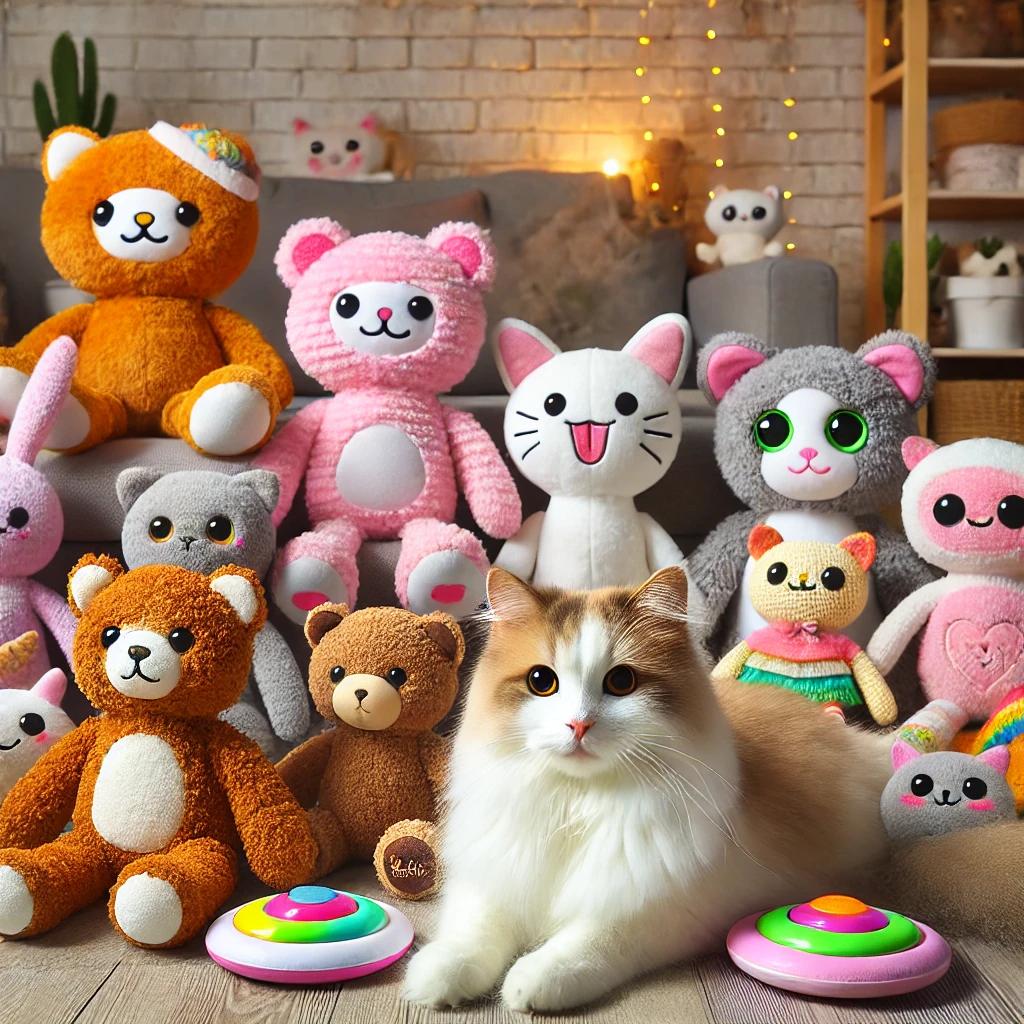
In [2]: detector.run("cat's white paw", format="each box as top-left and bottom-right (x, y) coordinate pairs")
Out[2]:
(502, 949), (586, 1013)
(404, 941), (496, 1008)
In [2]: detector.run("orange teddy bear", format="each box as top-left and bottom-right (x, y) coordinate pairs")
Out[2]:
(0, 557), (316, 948)
(0, 123), (293, 455)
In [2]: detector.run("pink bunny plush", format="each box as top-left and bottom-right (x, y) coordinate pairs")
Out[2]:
(0, 337), (78, 687)
(257, 219), (522, 621)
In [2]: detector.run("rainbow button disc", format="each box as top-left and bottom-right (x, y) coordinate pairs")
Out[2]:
(206, 885), (414, 984)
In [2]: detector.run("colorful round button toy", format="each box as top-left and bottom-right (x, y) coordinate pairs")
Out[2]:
(727, 894), (951, 999)
(205, 885), (414, 984)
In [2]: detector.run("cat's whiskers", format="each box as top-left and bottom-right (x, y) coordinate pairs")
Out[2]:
(634, 735), (740, 793)
(620, 747), (689, 839)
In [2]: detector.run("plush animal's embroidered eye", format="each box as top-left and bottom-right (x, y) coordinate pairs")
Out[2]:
(93, 201), (114, 226)
(721, 204), (737, 221)
(767, 562), (788, 585)
(407, 296), (434, 321)
(335, 293), (360, 319)
(753, 410), (793, 452)
(175, 202), (200, 227)
(526, 665), (558, 696)
(933, 494), (966, 527)
(101, 627), (121, 649)
(615, 392), (639, 416)
(206, 516), (235, 545)
(386, 667), (407, 687)
(310, 140), (324, 155)
(330, 666), (346, 684)
(7, 507), (28, 529)
(825, 410), (869, 454)
(752, 205), (767, 220)
(168, 628), (195, 654)
(18, 713), (44, 737)
(962, 777), (988, 800)
(544, 393), (566, 416)
(345, 139), (360, 152)
(603, 665), (637, 696)
(820, 566), (846, 591)
(997, 495), (1024, 529)
(148, 516), (174, 542)
(910, 774), (934, 797)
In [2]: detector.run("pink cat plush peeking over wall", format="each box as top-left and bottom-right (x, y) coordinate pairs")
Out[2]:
(256, 219), (522, 621)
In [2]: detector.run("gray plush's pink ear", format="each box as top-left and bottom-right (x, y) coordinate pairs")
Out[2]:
(891, 739), (921, 771)
(492, 318), (562, 393)
(859, 331), (932, 409)
(699, 334), (768, 404)
(977, 744), (1010, 776)
(6, 335), (78, 466)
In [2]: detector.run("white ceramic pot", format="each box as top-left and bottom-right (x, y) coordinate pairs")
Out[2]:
(945, 276), (1024, 350)
(43, 279), (91, 317)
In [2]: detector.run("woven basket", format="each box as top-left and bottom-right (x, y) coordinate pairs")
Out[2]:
(934, 99), (1024, 155)
(930, 379), (1024, 445)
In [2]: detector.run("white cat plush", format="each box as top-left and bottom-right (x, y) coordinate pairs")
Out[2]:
(696, 185), (784, 267)
(492, 313), (691, 589)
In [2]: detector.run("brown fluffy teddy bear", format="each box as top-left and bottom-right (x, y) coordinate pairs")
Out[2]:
(0, 123), (293, 456)
(0, 556), (316, 948)
(277, 603), (462, 900)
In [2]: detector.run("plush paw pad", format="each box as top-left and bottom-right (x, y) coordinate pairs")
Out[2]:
(405, 551), (485, 618)
(0, 865), (34, 936)
(113, 872), (183, 946)
(404, 942), (496, 1008)
(274, 557), (349, 626)
(189, 382), (271, 456)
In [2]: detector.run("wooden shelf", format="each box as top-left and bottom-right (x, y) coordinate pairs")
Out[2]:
(870, 58), (1024, 103)
(931, 346), (1024, 358)
(869, 190), (1024, 221)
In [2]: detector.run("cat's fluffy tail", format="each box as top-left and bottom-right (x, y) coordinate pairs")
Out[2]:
(871, 821), (1024, 947)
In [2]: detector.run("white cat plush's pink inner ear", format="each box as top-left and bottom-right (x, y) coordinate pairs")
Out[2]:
(360, 114), (378, 133)
(863, 343), (926, 405)
(764, 185), (780, 200)
(31, 668), (67, 708)
(292, 118), (311, 135)
(977, 744), (1010, 776)
(493, 319), (561, 393)
(891, 739), (921, 771)
(902, 436), (939, 471)
(623, 314), (692, 389)
(275, 217), (350, 288)
(425, 222), (496, 290)
(703, 343), (767, 402)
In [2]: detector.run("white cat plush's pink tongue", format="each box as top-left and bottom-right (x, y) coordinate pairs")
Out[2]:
(570, 421), (609, 464)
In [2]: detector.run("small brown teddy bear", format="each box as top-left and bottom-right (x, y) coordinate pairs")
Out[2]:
(277, 603), (462, 899)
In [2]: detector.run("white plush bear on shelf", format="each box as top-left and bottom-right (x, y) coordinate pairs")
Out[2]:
(696, 185), (785, 267)
(491, 313), (691, 589)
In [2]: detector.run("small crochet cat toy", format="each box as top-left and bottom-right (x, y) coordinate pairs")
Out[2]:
(713, 525), (897, 724)
(290, 115), (412, 181)
(695, 186), (784, 267)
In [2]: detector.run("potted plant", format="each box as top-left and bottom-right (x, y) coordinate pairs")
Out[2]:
(32, 32), (117, 316)
(882, 234), (946, 329)
(945, 237), (1024, 350)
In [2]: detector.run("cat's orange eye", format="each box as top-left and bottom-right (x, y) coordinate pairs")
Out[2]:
(603, 665), (637, 696)
(526, 665), (559, 697)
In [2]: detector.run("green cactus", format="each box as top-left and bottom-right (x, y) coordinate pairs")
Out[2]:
(975, 236), (1005, 260)
(33, 33), (117, 141)
(882, 235), (945, 328)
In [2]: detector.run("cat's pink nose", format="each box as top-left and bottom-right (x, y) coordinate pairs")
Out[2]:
(567, 719), (593, 743)
(800, 447), (819, 461)
(378, 307), (393, 321)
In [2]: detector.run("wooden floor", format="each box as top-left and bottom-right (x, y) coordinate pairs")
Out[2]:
(2, 864), (1021, 1024)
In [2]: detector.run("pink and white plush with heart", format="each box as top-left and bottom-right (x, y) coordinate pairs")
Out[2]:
(867, 437), (1024, 720)
(491, 314), (691, 588)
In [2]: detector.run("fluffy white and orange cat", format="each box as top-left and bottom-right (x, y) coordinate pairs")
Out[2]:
(405, 567), (1023, 1012)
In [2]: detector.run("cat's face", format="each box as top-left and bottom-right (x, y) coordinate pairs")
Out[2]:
(704, 186), (783, 239)
(0, 670), (73, 797)
(494, 315), (691, 499)
(881, 741), (1015, 841)
(465, 567), (717, 781)
(293, 116), (387, 179)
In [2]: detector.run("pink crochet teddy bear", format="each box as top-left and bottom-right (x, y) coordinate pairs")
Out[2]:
(257, 219), (522, 621)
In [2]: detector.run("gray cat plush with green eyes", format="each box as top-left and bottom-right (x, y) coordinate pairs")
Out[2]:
(117, 467), (310, 754)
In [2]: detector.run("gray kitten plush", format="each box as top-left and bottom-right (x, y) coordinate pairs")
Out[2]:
(687, 330), (938, 704)
(881, 741), (1015, 841)
(117, 468), (310, 754)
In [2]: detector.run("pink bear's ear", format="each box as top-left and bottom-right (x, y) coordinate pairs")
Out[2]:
(623, 314), (692, 389)
(292, 118), (311, 135)
(977, 744), (1010, 776)
(31, 667), (67, 708)
(425, 221), (496, 291)
(748, 523), (784, 559)
(891, 739), (921, 771)
(699, 335), (768, 404)
(839, 531), (876, 572)
(492, 318), (561, 393)
(275, 217), (350, 289)
(902, 435), (939, 471)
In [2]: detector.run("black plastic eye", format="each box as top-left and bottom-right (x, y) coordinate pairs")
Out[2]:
(386, 667), (408, 687)
(175, 202), (200, 227)
(825, 410), (869, 454)
(168, 628), (195, 654)
(526, 665), (559, 696)
(753, 410), (793, 452)
(205, 515), (234, 544)
(962, 777), (988, 800)
(148, 516), (173, 541)
(910, 774), (934, 797)
(544, 393), (566, 416)
(92, 200), (114, 226)
(330, 666), (346, 685)
(820, 566), (846, 592)
(721, 204), (737, 221)
(18, 713), (44, 737)
(752, 205), (767, 220)
(345, 139), (360, 152)
(604, 665), (637, 696)
(767, 562), (788, 585)
(101, 627), (121, 649)
(997, 495), (1024, 529)
(933, 494), (966, 527)
(615, 392), (639, 416)
(407, 296), (434, 321)
(335, 293), (360, 319)
(7, 507), (28, 529)
(310, 140), (324, 155)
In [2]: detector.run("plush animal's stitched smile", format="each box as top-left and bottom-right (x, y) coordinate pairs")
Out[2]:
(568, 420), (612, 465)
(967, 517), (994, 528)
(121, 662), (160, 684)
(0, 738), (21, 750)
(933, 794), (961, 806)
(788, 458), (831, 476)
(360, 321), (412, 340)
(120, 227), (169, 245)
(788, 580), (817, 591)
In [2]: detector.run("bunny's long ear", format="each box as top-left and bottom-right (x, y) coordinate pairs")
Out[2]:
(6, 336), (79, 466)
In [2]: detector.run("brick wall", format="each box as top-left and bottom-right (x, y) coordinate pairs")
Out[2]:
(0, 0), (867, 343)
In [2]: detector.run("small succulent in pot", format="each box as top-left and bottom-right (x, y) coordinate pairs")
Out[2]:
(957, 237), (1023, 278)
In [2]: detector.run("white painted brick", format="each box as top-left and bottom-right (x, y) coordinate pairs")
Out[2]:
(356, 38), (409, 70)
(535, 37), (637, 69)
(406, 99), (476, 132)
(350, 6), (412, 36)
(477, 6), (589, 37)
(473, 37), (533, 70)
(257, 38), (354, 71)
(411, 38), (472, 69)
(254, 100), (405, 133)
(413, 6), (478, 36)
(463, 68), (584, 98)
(792, 36), (862, 67)
(303, 69), (463, 100)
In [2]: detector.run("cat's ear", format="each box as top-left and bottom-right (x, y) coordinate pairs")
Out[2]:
(486, 567), (543, 623)
(748, 524), (783, 559)
(116, 467), (164, 513)
(698, 333), (770, 404)
(710, 184), (729, 197)
(857, 330), (935, 410)
(839, 532), (876, 572)
(891, 740), (921, 771)
(763, 185), (781, 201)
(623, 314), (692, 389)
(492, 318), (562, 393)
(902, 436), (939, 471)
(626, 566), (688, 620)
(977, 744), (1010, 776)
(231, 469), (280, 515)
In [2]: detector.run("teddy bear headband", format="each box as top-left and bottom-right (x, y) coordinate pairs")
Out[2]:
(148, 121), (260, 202)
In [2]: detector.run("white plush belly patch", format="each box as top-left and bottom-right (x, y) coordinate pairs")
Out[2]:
(335, 425), (426, 510)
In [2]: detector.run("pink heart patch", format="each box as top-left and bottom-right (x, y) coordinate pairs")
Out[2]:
(945, 620), (1024, 693)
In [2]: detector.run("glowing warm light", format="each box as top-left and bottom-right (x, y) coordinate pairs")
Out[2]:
(787, 130), (799, 140)
(783, 97), (796, 107)
(711, 102), (723, 112)
(783, 189), (793, 199)
(708, 190), (716, 198)
(602, 158), (621, 177)
(785, 242), (796, 251)
(788, 217), (797, 224)
(707, 0), (717, 7)
(716, 126), (726, 136)
(651, 181), (661, 192)
(711, 65), (722, 75)
(715, 157), (725, 167)
(643, 129), (654, 141)
(641, 94), (651, 104)
(638, 35), (651, 45)
(707, 29), (717, 39)
(883, 36), (891, 47)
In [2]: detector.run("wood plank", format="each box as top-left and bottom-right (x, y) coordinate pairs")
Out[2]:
(870, 58), (1024, 104)
(956, 937), (1024, 1013)
(871, 191), (1024, 222)
(932, 346), (1024, 359)
(863, 0), (890, 336)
